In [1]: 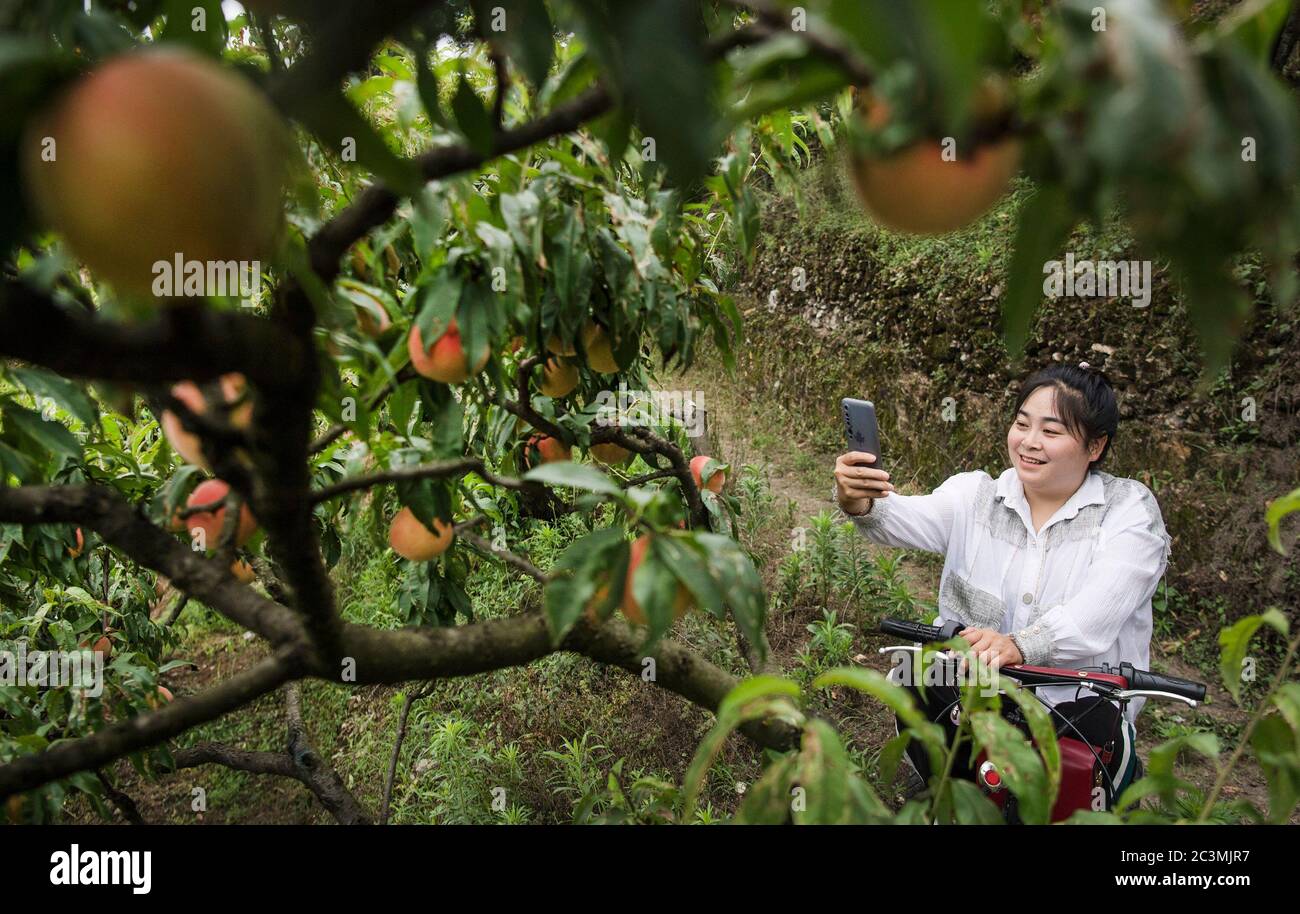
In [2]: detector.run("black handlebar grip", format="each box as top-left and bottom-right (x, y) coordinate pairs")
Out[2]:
(1120, 663), (1207, 702)
(879, 618), (964, 643)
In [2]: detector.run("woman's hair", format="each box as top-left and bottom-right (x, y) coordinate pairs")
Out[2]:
(1013, 363), (1119, 471)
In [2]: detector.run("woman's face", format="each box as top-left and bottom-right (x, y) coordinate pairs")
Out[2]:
(1007, 385), (1106, 497)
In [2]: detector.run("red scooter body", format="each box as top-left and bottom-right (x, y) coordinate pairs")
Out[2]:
(974, 726), (1108, 822)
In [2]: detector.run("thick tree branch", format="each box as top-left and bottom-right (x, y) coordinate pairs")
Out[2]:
(0, 285), (308, 390)
(0, 483), (304, 646)
(331, 615), (800, 750)
(0, 650), (301, 798)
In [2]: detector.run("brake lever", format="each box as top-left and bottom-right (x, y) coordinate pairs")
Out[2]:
(1114, 689), (1200, 708)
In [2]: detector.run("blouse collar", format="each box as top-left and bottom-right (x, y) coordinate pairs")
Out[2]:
(995, 467), (1107, 535)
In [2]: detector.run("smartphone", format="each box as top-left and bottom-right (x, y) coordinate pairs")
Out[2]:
(842, 398), (882, 469)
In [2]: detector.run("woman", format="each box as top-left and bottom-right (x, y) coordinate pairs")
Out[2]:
(832, 363), (1171, 796)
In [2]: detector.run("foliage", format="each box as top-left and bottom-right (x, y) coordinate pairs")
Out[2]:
(0, 0), (1296, 823)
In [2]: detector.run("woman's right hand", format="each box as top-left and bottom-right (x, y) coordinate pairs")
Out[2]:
(834, 452), (894, 515)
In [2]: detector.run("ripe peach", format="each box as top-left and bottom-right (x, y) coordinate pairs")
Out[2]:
(147, 685), (174, 709)
(581, 321), (620, 373)
(584, 582), (612, 624)
(540, 358), (579, 398)
(78, 633), (112, 658)
(691, 455), (726, 494)
(525, 434), (571, 466)
(848, 87), (1021, 235)
(590, 442), (631, 466)
(622, 535), (692, 625)
(408, 318), (491, 384)
(389, 507), (455, 561)
(184, 479), (257, 548)
(22, 48), (288, 298)
(546, 331), (577, 357)
(161, 373), (252, 471)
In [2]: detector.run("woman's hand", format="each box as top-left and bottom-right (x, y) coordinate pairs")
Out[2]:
(958, 628), (1024, 668)
(834, 451), (893, 515)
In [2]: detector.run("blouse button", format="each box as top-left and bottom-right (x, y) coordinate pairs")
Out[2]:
(1021, 592), (1033, 604)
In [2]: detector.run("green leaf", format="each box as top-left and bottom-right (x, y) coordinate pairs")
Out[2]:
(296, 91), (423, 196)
(1003, 184), (1076, 358)
(415, 44), (446, 128)
(7, 367), (97, 428)
(680, 691), (802, 819)
(413, 270), (463, 348)
(161, 0), (228, 56)
(479, 0), (554, 88)
(451, 71), (496, 156)
(521, 460), (621, 495)
(969, 710), (1050, 824)
(996, 673), (1061, 808)
(571, 0), (720, 185)
(949, 778), (1005, 825)
(651, 535), (721, 617)
(694, 532), (767, 663)
(1266, 486), (1300, 554)
(544, 527), (628, 640)
(1218, 610), (1289, 703)
(719, 675), (802, 720)
(1212, 0), (1293, 63)
(1251, 712), (1300, 823)
(548, 206), (595, 311)
(793, 719), (889, 824)
(736, 753), (800, 824)
(3, 403), (81, 462)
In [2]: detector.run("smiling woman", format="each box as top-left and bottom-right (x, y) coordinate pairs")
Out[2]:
(832, 363), (1171, 794)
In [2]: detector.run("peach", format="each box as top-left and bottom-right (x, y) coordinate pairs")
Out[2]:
(408, 318), (491, 384)
(525, 434), (571, 466)
(848, 85), (1021, 235)
(540, 358), (579, 398)
(691, 455), (726, 494)
(389, 507), (455, 561)
(622, 535), (692, 625)
(590, 442), (631, 466)
(161, 373), (252, 471)
(581, 320), (620, 373)
(184, 478), (257, 548)
(21, 48), (288, 298)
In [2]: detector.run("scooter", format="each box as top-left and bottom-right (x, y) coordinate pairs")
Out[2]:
(877, 617), (1206, 823)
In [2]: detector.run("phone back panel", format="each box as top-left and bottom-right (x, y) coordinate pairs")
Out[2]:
(842, 398), (881, 468)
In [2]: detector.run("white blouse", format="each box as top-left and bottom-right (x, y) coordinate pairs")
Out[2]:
(832, 467), (1172, 723)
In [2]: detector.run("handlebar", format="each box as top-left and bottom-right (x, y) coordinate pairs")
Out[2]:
(877, 617), (1206, 702)
(879, 617), (964, 643)
(1102, 662), (1206, 703)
